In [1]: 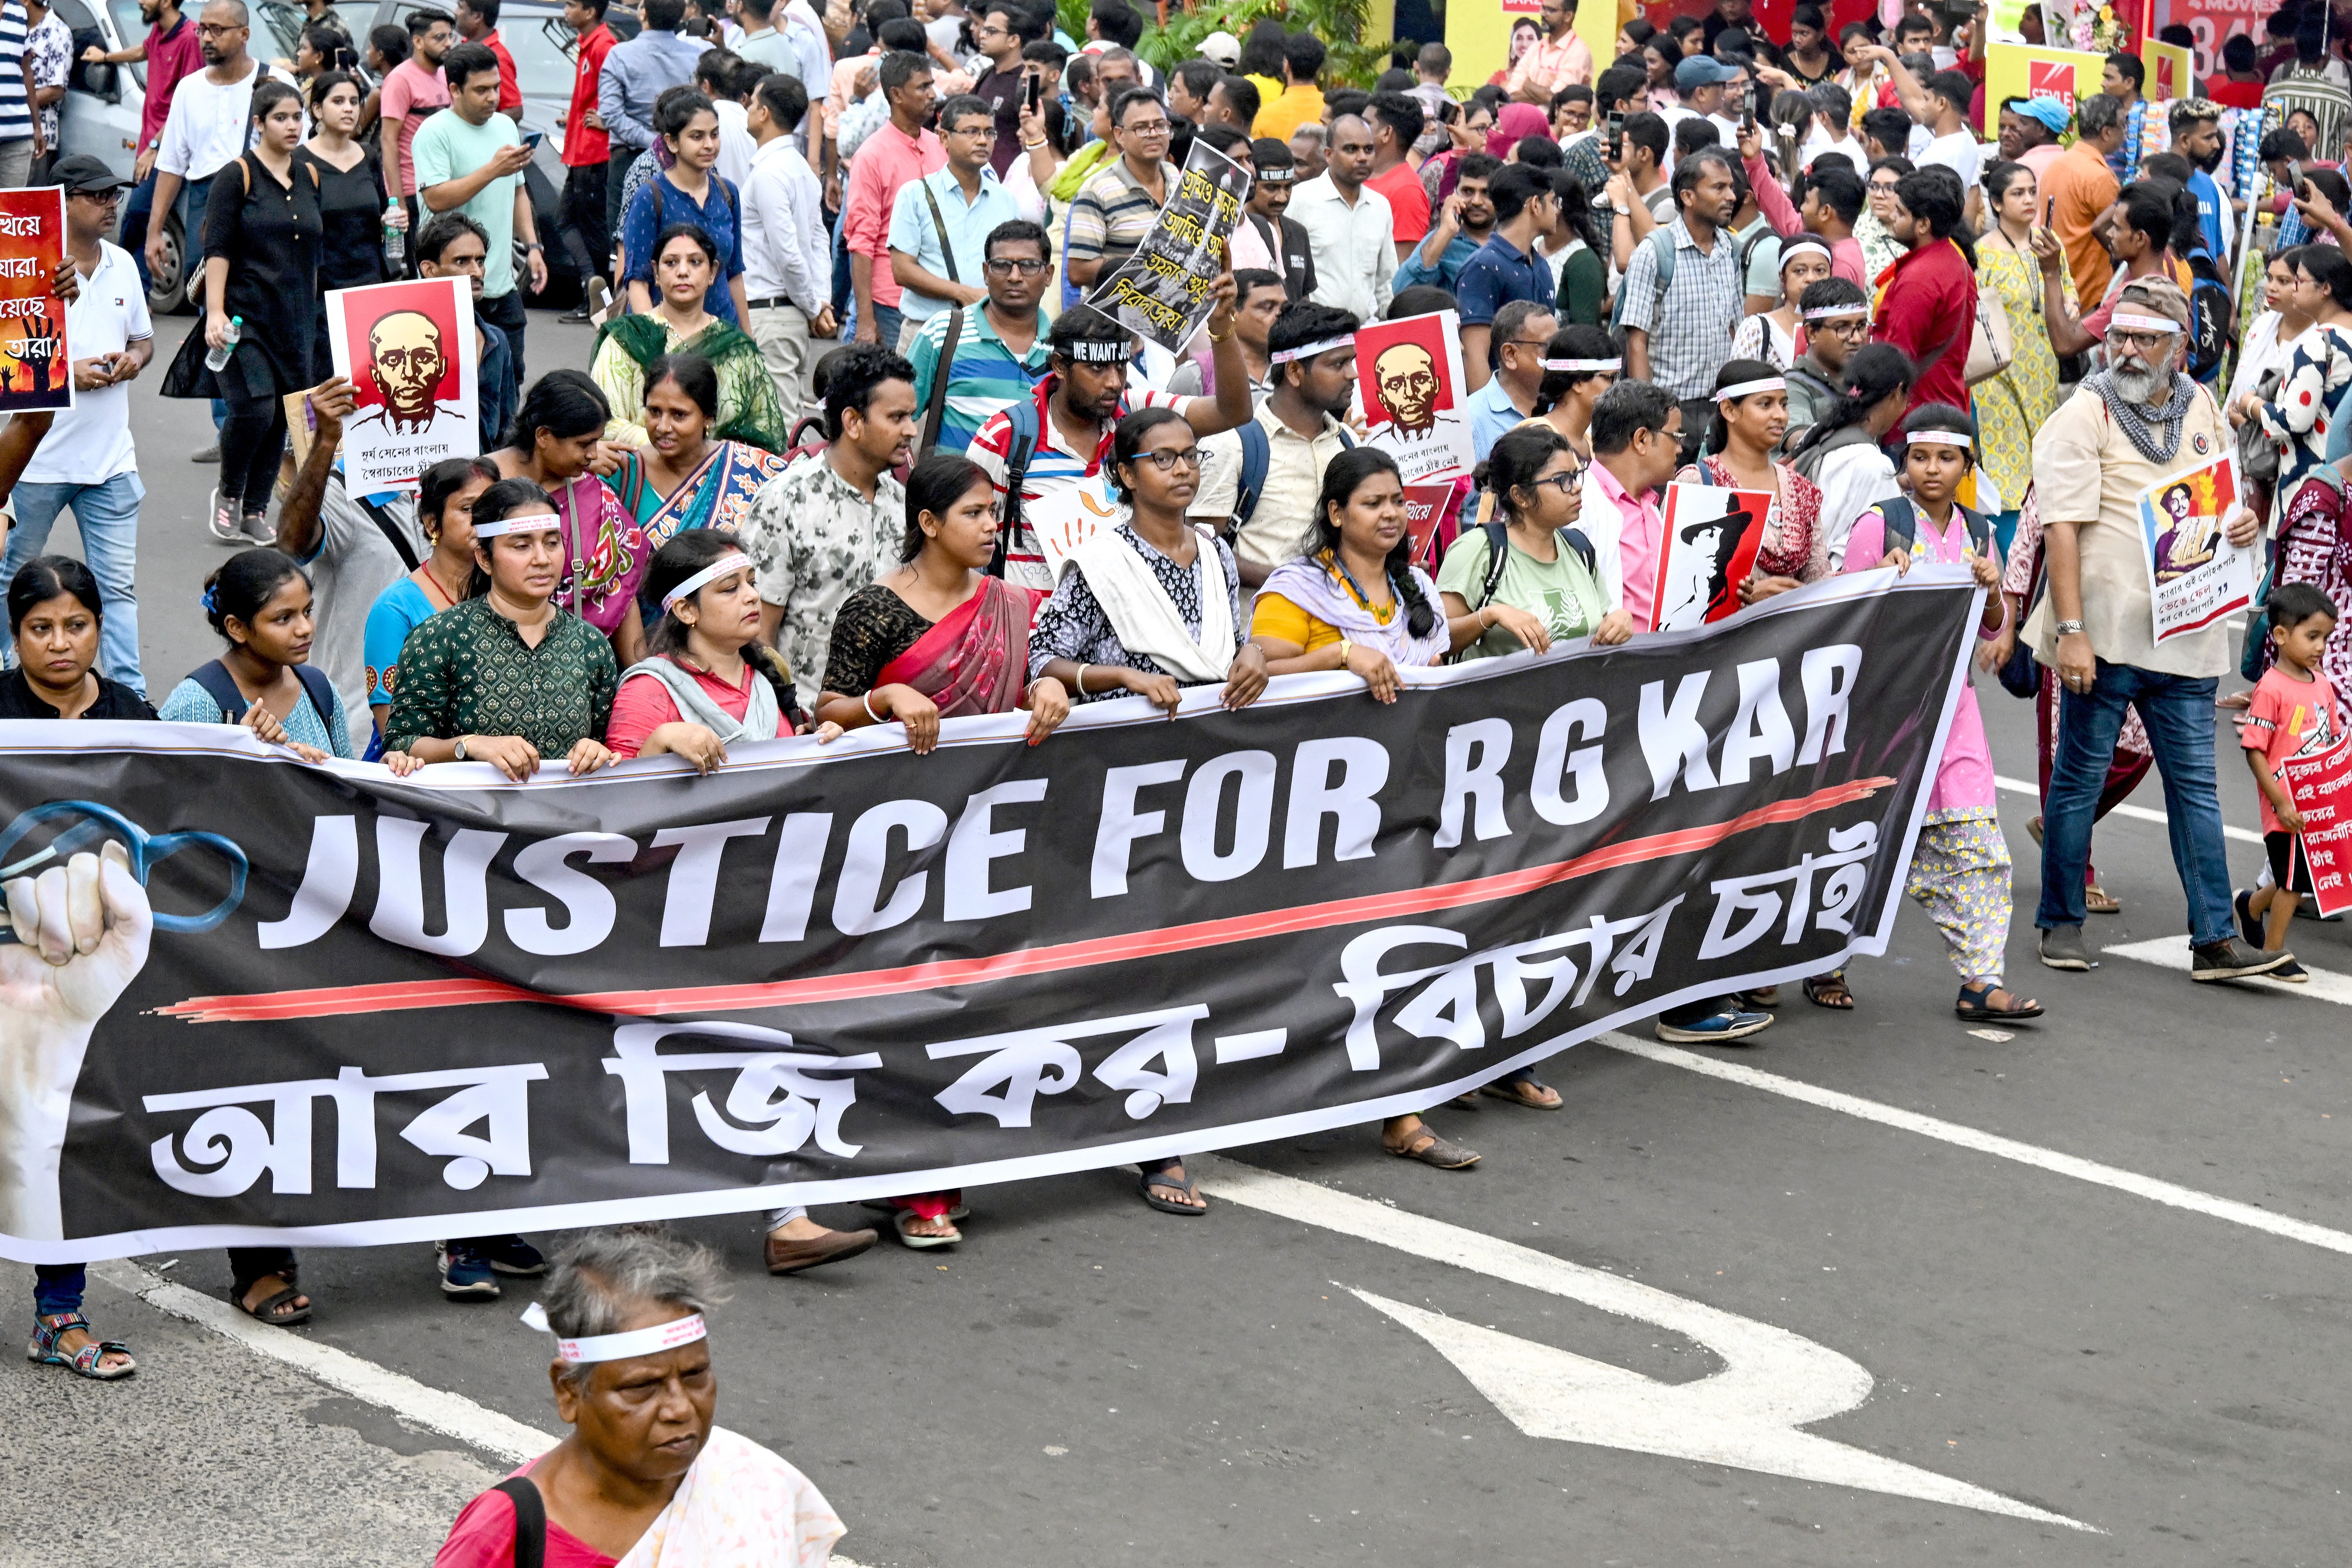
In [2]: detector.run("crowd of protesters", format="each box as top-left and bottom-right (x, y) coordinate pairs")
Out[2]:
(10, 0), (2352, 1555)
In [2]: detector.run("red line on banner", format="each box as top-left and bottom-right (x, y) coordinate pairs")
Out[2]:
(155, 775), (1893, 1024)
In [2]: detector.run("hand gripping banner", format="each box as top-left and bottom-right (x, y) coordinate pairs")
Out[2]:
(0, 570), (1982, 1262)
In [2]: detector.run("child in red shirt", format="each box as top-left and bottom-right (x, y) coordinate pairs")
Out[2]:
(2239, 582), (2342, 977)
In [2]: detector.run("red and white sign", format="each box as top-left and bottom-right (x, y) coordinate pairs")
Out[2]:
(2281, 735), (2352, 918)
(1650, 483), (1771, 632)
(1402, 481), (1461, 567)
(2027, 59), (2078, 107)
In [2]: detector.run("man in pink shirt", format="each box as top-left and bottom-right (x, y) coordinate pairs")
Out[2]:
(379, 8), (455, 221)
(1582, 379), (1683, 626)
(841, 49), (942, 350)
(91, 0), (207, 294)
(1507, 0), (1593, 101)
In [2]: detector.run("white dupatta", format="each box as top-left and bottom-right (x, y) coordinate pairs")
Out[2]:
(613, 1428), (845, 1568)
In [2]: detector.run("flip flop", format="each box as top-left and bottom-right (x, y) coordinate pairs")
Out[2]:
(2084, 884), (2122, 915)
(1479, 1076), (1563, 1110)
(893, 1208), (960, 1249)
(1137, 1164), (1208, 1215)
(1385, 1133), (1481, 1169)
(232, 1282), (312, 1327)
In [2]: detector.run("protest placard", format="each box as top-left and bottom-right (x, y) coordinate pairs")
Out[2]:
(325, 275), (480, 493)
(2137, 453), (2253, 643)
(1402, 482), (1461, 567)
(1650, 482), (1771, 632)
(2282, 734), (2352, 918)
(0, 188), (69, 413)
(1084, 137), (1252, 352)
(1026, 470), (1123, 582)
(1357, 311), (1476, 486)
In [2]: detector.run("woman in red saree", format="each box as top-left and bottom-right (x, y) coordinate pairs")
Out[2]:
(816, 451), (1072, 1247)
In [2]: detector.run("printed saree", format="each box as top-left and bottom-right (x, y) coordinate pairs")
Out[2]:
(871, 575), (1045, 718)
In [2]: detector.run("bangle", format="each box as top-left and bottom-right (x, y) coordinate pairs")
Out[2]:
(1206, 321), (1233, 342)
(1337, 637), (1354, 669)
(1023, 137), (1047, 149)
(1074, 662), (1089, 694)
(863, 689), (883, 722)
(526, 241), (543, 251)
(1479, 606), (1495, 629)
(2054, 619), (2086, 637)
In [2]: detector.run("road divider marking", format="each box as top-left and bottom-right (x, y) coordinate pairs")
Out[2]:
(1993, 775), (2262, 845)
(2103, 936), (2352, 1006)
(1598, 1033), (2352, 1257)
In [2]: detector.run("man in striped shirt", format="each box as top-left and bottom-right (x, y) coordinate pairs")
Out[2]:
(967, 289), (1255, 592)
(906, 217), (1050, 455)
(0, 0), (34, 188)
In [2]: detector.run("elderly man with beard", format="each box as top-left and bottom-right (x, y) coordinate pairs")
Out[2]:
(2023, 276), (2287, 982)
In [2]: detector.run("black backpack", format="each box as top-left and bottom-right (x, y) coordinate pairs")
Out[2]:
(1468, 519), (1598, 610)
(188, 659), (338, 735)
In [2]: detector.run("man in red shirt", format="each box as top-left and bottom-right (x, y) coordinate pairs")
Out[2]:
(455, 0), (522, 116)
(1363, 89), (1431, 263)
(86, 0), (205, 295)
(1871, 166), (1976, 417)
(557, 0), (616, 321)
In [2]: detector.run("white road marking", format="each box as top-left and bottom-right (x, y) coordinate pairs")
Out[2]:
(1992, 774), (2263, 845)
(1192, 1156), (2094, 1531)
(1597, 1033), (2352, 1257)
(2104, 937), (2352, 1005)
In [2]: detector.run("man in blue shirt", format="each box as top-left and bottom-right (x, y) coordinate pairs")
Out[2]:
(2168, 99), (2231, 263)
(1466, 299), (1558, 462)
(1394, 152), (1500, 295)
(886, 93), (1024, 346)
(1454, 164), (1557, 390)
(598, 0), (707, 241)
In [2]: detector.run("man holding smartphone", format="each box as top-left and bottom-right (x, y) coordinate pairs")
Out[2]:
(968, 1), (1033, 176)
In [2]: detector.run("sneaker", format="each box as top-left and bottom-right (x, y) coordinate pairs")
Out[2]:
(2234, 889), (2263, 949)
(558, 301), (594, 324)
(1655, 1006), (1773, 1045)
(2271, 958), (2310, 983)
(436, 1242), (501, 1299)
(2038, 924), (2096, 970)
(207, 490), (242, 544)
(2190, 937), (2294, 982)
(191, 441), (220, 464)
(239, 509), (276, 546)
(470, 1233), (547, 1276)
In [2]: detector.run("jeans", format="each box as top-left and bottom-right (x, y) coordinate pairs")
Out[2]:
(218, 378), (288, 514)
(33, 1263), (83, 1318)
(868, 301), (902, 356)
(605, 151), (639, 271)
(2037, 659), (2236, 944)
(122, 169), (159, 296)
(4, 474), (144, 691)
(480, 288), (527, 390)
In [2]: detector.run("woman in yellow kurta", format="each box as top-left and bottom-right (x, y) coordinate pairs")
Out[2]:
(1975, 159), (2075, 557)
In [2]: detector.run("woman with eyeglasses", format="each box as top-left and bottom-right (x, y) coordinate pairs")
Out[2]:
(1440, 425), (1632, 665)
(1855, 156), (1912, 288)
(1974, 160), (2075, 560)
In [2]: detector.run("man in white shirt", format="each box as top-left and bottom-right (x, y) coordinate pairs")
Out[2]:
(4, 158), (153, 692)
(1913, 69), (1985, 227)
(1293, 113), (1396, 323)
(778, 0), (832, 156)
(697, 46), (756, 189)
(741, 70), (834, 429)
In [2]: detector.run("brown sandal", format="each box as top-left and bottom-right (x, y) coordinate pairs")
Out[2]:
(2084, 884), (2122, 915)
(1479, 1075), (1563, 1110)
(1803, 970), (1855, 1009)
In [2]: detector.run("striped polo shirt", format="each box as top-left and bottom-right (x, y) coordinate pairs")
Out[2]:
(0, 1), (32, 142)
(906, 305), (1051, 458)
(966, 373), (1186, 591)
(1063, 160), (1164, 273)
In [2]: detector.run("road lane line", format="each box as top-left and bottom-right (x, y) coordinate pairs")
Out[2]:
(1595, 1033), (2352, 1257)
(2103, 937), (2352, 1004)
(1993, 775), (2263, 845)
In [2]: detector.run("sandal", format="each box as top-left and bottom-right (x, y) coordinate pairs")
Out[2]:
(1136, 1162), (1207, 1215)
(892, 1208), (961, 1248)
(27, 1312), (135, 1380)
(1480, 1075), (1563, 1110)
(232, 1277), (312, 1327)
(1955, 983), (2044, 1021)
(2084, 884), (2122, 915)
(1384, 1131), (1481, 1169)
(1803, 970), (1855, 1009)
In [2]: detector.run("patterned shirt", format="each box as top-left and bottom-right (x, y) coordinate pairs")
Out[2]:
(383, 597), (618, 756)
(1617, 218), (1744, 400)
(25, 10), (67, 144)
(967, 375), (1188, 590)
(738, 452), (907, 710)
(1065, 159), (1167, 277)
(1026, 523), (1244, 701)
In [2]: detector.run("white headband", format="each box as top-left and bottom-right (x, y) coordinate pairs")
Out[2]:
(1543, 357), (1621, 372)
(1269, 335), (1355, 365)
(1906, 429), (1971, 448)
(660, 552), (753, 610)
(2109, 310), (2185, 334)
(520, 1301), (710, 1364)
(1779, 237), (1832, 266)
(1717, 377), (1787, 400)
(1803, 303), (1867, 320)
(472, 514), (562, 539)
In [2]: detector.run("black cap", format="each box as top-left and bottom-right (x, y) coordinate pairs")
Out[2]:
(52, 154), (129, 194)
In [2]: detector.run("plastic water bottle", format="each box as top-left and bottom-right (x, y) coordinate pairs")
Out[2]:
(203, 315), (241, 373)
(383, 202), (405, 269)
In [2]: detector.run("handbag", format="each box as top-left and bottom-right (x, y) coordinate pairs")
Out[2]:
(2238, 366), (2284, 485)
(1963, 286), (2015, 385)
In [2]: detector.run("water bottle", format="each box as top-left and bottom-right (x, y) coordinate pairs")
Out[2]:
(383, 202), (405, 269)
(203, 315), (241, 373)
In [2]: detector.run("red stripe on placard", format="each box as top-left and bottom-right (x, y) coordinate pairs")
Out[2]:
(154, 776), (1893, 1024)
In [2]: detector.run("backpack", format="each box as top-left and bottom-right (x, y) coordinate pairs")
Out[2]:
(994, 396), (1044, 577)
(1872, 494), (1990, 557)
(189, 659), (338, 737)
(1231, 420), (1356, 529)
(1469, 520), (1598, 611)
(1607, 225), (1676, 342)
(1735, 224), (1780, 291)
(2182, 246), (2235, 387)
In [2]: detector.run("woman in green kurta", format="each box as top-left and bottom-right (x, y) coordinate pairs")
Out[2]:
(592, 223), (790, 453)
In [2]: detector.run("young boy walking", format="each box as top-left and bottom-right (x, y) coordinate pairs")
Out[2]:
(2239, 582), (2340, 980)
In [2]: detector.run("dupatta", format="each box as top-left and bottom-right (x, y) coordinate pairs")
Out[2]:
(602, 312), (793, 452)
(1259, 552), (1453, 669)
(873, 576), (1045, 718)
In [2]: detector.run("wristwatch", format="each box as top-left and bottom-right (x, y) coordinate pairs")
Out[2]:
(454, 737), (469, 761)
(2054, 619), (2086, 637)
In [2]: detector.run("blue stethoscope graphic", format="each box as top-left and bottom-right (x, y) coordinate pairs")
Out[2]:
(0, 800), (248, 940)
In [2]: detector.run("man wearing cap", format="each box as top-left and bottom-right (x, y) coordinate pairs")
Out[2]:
(2, 156), (152, 694)
(1998, 95), (2069, 184)
(1198, 29), (1241, 71)
(1663, 55), (1743, 146)
(1228, 137), (1317, 302)
(1508, 0), (1592, 104)
(2026, 275), (2281, 982)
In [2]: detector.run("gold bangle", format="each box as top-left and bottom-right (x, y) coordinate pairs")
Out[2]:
(1337, 637), (1354, 668)
(1206, 321), (1233, 342)
(1023, 137), (1046, 149)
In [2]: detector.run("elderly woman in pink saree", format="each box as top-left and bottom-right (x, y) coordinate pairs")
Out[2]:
(436, 1227), (845, 1568)
(813, 452), (1072, 1248)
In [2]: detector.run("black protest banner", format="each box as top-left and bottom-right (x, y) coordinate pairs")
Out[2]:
(1084, 137), (1251, 350)
(0, 572), (1980, 1262)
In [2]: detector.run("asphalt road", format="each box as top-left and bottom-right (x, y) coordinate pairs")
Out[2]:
(7, 321), (2352, 1567)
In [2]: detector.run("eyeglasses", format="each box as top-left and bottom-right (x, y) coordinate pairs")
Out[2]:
(1818, 315), (1869, 338)
(1121, 119), (1170, 136)
(1528, 468), (1583, 497)
(2105, 327), (2174, 354)
(986, 256), (1048, 276)
(1133, 446), (1202, 471)
(1868, 179), (1900, 194)
(196, 21), (244, 34)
